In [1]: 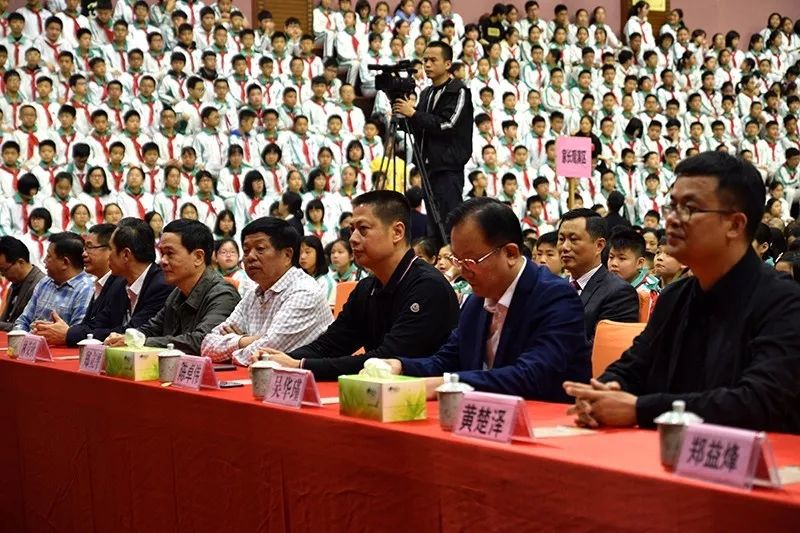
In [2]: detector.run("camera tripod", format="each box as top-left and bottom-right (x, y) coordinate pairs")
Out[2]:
(380, 112), (448, 246)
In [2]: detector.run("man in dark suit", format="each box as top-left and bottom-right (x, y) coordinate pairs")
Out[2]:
(558, 208), (639, 343)
(33, 224), (129, 346)
(107, 218), (173, 334)
(387, 197), (590, 401)
(565, 152), (800, 433)
(0, 236), (45, 331)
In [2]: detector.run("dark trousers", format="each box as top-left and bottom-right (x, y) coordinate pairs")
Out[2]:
(424, 169), (464, 245)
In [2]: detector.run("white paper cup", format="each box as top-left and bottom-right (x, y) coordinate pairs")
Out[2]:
(251, 362), (274, 399)
(7, 333), (25, 357)
(158, 353), (181, 382)
(437, 390), (465, 431)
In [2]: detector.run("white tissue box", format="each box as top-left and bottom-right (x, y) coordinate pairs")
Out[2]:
(104, 346), (162, 381)
(338, 375), (427, 422)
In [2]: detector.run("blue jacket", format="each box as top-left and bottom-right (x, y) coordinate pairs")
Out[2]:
(399, 260), (591, 402)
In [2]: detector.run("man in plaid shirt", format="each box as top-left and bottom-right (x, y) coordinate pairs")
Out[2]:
(15, 232), (94, 332)
(201, 217), (332, 365)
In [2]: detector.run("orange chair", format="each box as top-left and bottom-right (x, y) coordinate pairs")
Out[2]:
(637, 290), (651, 322)
(591, 320), (647, 378)
(333, 281), (358, 318)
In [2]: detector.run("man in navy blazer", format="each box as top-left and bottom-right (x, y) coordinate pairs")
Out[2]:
(387, 198), (591, 402)
(33, 224), (130, 346)
(107, 218), (174, 334)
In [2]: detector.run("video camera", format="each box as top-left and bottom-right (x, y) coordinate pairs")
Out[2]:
(368, 60), (418, 101)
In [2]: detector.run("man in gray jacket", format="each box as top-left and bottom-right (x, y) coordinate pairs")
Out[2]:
(0, 236), (45, 331)
(105, 220), (240, 354)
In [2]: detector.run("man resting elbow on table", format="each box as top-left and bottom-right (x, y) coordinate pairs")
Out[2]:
(200, 217), (332, 364)
(385, 197), (592, 401)
(256, 191), (460, 379)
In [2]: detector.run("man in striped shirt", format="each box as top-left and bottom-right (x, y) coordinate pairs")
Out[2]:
(15, 232), (94, 332)
(201, 217), (332, 365)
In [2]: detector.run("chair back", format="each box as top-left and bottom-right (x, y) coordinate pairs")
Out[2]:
(591, 320), (647, 378)
(637, 290), (651, 322)
(333, 281), (358, 318)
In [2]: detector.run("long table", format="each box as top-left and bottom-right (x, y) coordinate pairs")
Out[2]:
(1, 343), (799, 531)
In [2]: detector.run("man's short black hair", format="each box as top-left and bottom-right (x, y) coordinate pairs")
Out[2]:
(0, 236), (30, 263)
(674, 151), (764, 240)
(351, 190), (412, 244)
(89, 223), (117, 246)
(162, 219), (214, 266)
(448, 197), (523, 249)
(240, 216), (301, 266)
(609, 228), (646, 258)
(50, 232), (85, 268)
(426, 40), (453, 62)
(559, 208), (607, 241)
(113, 218), (156, 263)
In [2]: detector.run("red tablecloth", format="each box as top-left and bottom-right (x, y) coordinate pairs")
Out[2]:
(1, 340), (799, 531)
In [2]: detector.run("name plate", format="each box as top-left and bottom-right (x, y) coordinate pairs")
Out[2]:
(79, 344), (105, 375)
(453, 391), (533, 443)
(17, 335), (52, 362)
(263, 368), (322, 408)
(172, 356), (220, 390)
(675, 423), (781, 490)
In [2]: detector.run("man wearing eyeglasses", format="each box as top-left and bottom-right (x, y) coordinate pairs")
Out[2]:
(565, 152), (800, 433)
(384, 197), (591, 401)
(32, 224), (130, 346)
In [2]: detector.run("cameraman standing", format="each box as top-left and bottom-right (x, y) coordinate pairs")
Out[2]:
(393, 42), (473, 244)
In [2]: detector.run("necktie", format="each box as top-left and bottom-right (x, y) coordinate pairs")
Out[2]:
(21, 203), (29, 233)
(346, 110), (354, 132)
(94, 196), (104, 223)
(485, 304), (507, 369)
(167, 137), (175, 160)
(570, 280), (581, 292)
(33, 234), (45, 258)
(61, 200), (70, 229)
(270, 169), (280, 192)
(302, 138), (311, 166)
(148, 169), (158, 193)
(26, 132), (38, 160)
(249, 197), (261, 216)
(232, 172), (241, 193)
(242, 138), (251, 162)
(112, 170), (124, 191)
(203, 199), (217, 221)
(61, 133), (74, 159)
(170, 195), (179, 219)
(131, 193), (145, 218)
(126, 287), (137, 314)
(146, 101), (155, 127)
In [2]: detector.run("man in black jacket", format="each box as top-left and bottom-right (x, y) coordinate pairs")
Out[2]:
(260, 190), (460, 380)
(565, 152), (800, 434)
(393, 41), (473, 243)
(558, 208), (639, 343)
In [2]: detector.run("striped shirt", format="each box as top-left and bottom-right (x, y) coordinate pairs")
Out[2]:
(15, 271), (95, 331)
(201, 267), (332, 364)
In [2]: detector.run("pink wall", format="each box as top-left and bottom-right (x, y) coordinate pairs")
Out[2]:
(7, 0), (797, 43)
(442, 0), (796, 43)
